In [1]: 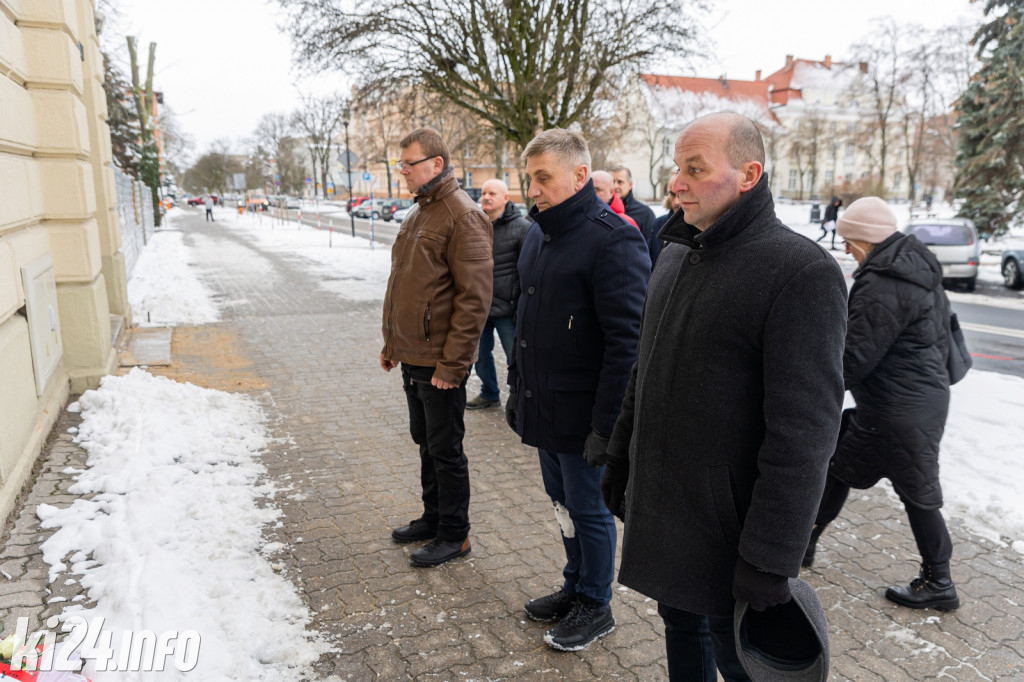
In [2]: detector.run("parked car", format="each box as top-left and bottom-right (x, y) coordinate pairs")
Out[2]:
(187, 194), (220, 207)
(381, 198), (413, 221)
(353, 200), (383, 219)
(1002, 249), (1024, 290)
(347, 196), (370, 213)
(393, 205), (414, 223)
(903, 218), (980, 292)
(515, 203), (529, 218)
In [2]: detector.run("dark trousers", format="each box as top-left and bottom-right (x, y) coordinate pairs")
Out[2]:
(537, 449), (616, 605)
(815, 222), (836, 248)
(402, 364), (470, 542)
(658, 603), (751, 682)
(472, 315), (515, 401)
(815, 474), (953, 564)
(205, 208), (214, 221)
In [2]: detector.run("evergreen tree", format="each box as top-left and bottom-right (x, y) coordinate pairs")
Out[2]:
(954, 0), (1024, 237)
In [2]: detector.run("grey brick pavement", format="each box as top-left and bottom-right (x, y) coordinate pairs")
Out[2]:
(2, 209), (1023, 680)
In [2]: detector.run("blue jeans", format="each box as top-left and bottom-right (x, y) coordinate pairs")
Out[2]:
(538, 449), (616, 605)
(473, 315), (515, 401)
(658, 603), (751, 682)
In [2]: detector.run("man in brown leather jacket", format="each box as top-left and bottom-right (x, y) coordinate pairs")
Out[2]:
(380, 128), (493, 567)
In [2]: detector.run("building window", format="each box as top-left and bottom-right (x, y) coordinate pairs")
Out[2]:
(465, 171), (473, 188)
(892, 172), (902, 191)
(788, 170), (798, 190)
(847, 122), (856, 136)
(662, 137), (672, 158)
(825, 170), (834, 187)
(845, 143), (855, 163)
(503, 171), (510, 186)
(829, 122), (837, 135)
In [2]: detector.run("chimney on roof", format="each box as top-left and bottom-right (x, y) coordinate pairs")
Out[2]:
(755, 70), (761, 81)
(785, 54), (793, 68)
(824, 55), (832, 68)
(859, 61), (869, 73)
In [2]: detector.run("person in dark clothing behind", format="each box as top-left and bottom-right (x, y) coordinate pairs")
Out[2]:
(508, 129), (651, 652)
(467, 179), (531, 410)
(611, 165), (660, 265)
(648, 185), (681, 266)
(805, 196), (960, 611)
(602, 112), (848, 681)
(816, 196), (842, 249)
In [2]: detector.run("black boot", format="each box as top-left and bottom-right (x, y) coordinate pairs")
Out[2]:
(802, 524), (824, 568)
(885, 562), (960, 611)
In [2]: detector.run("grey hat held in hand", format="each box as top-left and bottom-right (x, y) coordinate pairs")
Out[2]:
(734, 577), (830, 682)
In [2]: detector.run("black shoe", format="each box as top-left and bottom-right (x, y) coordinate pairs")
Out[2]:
(543, 600), (615, 651)
(885, 562), (960, 611)
(410, 537), (471, 567)
(391, 518), (437, 544)
(466, 395), (500, 410)
(525, 590), (577, 622)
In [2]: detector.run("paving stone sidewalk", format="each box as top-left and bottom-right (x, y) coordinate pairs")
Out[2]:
(2, 209), (1023, 680)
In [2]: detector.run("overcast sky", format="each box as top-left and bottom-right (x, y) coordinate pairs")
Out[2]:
(110, 0), (985, 159)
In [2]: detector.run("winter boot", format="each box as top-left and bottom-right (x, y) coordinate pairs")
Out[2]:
(885, 562), (960, 610)
(802, 524), (825, 568)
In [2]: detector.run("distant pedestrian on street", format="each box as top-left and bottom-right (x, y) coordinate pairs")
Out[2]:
(466, 179), (530, 411)
(602, 112), (847, 680)
(205, 194), (216, 222)
(816, 196), (842, 249)
(805, 196), (960, 611)
(592, 170), (639, 229)
(610, 165), (660, 265)
(380, 128), (493, 568)
(647, 182), (681, 266)
(507, 129), (650, 651)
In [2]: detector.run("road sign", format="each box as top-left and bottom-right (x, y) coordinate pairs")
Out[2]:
(339, 149), (359, 169)
(362, 172), (371, 181)
(305, 177), (312, 185)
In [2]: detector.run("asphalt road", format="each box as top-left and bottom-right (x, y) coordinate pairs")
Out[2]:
(245, 205), (1024, 378)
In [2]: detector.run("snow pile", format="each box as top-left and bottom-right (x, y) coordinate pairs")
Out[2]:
(127, 222), (219, 326)
(36, 369), (329, 680)
(225, 210), (393, 302)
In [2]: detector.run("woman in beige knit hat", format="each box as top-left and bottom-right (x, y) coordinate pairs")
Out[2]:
(805, 196), (961, 611)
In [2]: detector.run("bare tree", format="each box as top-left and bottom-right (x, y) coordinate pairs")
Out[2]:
(277, 0), (706, 156)
(252, 112), (305, 195)
(292, 95), (348, 199)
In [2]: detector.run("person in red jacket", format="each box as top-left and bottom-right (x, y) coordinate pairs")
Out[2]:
(593, 170), (639, 229)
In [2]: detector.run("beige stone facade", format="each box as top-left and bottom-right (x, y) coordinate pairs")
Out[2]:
(0, 0), (130, 522)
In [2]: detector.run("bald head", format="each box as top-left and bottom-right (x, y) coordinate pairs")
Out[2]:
(684, 112), (765, 169)
(592, 170), (616, 204)
(480, 178), (510, 221)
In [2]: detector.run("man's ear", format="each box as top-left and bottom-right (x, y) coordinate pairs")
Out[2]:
(574, 165), (589, 191)
(739, 161), (763, 193)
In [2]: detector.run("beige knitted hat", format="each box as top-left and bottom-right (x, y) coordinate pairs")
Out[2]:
(836, 197), (898, 244)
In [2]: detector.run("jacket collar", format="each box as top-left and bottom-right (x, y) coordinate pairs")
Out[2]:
(415, 165), (457, 205)
(494, 200), (520, 225)
(530, 179), (603, 234)
(659, 174), (774, 249)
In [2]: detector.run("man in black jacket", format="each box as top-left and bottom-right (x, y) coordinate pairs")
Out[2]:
(508, 129), (650, 652)
(611, 166), (659, 265)
(602, 113), (847, 680)
(467, 179), (531, 409)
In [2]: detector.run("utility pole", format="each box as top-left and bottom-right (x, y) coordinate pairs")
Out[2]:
(343, 112), (355, 238)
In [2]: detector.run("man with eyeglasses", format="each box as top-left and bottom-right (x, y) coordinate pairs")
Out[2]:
(381, 128), (493, 568)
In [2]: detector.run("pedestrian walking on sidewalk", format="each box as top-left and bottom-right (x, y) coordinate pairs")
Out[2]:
(816, 196), (842, 249)
(205, 194), (216, 222)
(805, 196), (960, 611)
(466, 179), (530, 411)
(602, 113), (847, 680)
(380, 128), (493, 568)
(507, 129), (650, 652)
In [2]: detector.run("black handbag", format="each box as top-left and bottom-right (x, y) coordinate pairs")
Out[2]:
(947, 313), (972, 385)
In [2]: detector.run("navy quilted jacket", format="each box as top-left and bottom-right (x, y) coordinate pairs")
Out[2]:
(829, 232), (952, 509)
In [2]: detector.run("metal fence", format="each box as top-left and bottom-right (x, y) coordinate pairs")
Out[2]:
(113, 166), (155, 277)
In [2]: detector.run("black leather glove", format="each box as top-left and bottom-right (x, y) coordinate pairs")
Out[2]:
(505, 389), (518, 432)
(732, 556), (792, 612)
(583, 429), (610, 467)
(600, 459), (628, 521)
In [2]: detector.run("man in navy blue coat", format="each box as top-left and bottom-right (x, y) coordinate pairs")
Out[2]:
(506, 129), (651, 652)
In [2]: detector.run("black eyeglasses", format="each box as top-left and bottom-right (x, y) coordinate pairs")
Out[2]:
(397, 157), (436, 170)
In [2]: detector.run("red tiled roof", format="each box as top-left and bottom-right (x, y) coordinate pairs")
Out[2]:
(639, 74), (771, 106)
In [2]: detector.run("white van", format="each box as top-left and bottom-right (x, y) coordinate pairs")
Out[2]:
(903, 218), (980, 292)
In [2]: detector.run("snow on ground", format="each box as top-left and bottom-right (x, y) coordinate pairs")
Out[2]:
(128, 209), (220, 326)
(38, 369), (330, 680)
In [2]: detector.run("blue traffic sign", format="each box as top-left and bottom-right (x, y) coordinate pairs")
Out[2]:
(362, 172), (371, 181)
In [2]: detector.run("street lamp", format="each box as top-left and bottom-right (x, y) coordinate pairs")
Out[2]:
(343, 111), (355, 238)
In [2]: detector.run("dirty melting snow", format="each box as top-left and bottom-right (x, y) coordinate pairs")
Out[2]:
(36, 368), (330, 680)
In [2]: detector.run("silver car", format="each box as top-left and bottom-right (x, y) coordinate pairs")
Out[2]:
(903, 218), (980, 292)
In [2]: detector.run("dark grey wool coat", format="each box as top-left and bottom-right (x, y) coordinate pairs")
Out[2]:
(829, 232), (951, 509)
(607, 175), (848, 617)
